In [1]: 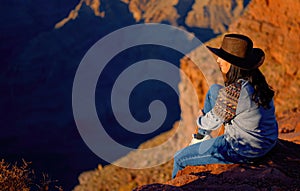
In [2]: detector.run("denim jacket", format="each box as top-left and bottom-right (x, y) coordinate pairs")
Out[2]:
(197, 80), (278, 158)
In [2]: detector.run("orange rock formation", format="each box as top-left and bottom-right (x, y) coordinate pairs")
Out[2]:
(55, 0), (105, 29)
(186, 0), (246, 33)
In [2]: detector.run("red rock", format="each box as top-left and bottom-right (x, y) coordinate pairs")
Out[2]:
(135, 139), (300, 190)
(125, 0), (179, 25)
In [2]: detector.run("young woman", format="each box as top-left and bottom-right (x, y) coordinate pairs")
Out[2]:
(172, 33), (278, 178)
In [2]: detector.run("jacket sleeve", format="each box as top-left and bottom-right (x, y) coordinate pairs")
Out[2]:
(235, 83), (253, 115)
(196, 80), (249, 134)
(196, 109), (224, 133)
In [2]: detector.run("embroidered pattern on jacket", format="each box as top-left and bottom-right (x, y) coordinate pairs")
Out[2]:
(213, 81), (242, 122)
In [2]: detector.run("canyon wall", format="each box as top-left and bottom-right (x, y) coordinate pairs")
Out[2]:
(186, 0), (247, 33)
(229, 0), (300, 115)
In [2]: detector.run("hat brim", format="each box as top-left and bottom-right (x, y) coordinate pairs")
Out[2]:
(207, 46), (264, 70)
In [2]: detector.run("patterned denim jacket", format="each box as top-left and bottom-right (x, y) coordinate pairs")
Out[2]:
(197, 79), (278, 158)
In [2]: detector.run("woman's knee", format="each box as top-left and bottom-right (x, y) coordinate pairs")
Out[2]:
(209, 84), (223, 95)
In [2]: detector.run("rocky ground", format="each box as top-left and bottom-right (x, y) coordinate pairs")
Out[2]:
(134, 110), (300, 191)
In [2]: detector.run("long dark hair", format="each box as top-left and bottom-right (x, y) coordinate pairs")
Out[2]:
(225, 65), (274, 109)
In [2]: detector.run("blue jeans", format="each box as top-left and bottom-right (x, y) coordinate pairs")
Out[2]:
(172, 135), (251, 178)
(203, 84), (223, 114)
(172, 84), (248, 178)
(198, 84), (223, 136)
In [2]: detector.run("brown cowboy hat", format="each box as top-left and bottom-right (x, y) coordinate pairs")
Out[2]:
(207, 33), (265, 70)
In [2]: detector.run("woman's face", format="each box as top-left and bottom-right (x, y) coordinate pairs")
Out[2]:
(217, 57), (231, 74)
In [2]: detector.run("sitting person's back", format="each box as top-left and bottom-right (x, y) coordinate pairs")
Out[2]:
(172, 33), (278, 178)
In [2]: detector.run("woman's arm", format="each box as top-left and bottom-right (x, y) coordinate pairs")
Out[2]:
(197, 109), (224, 132)
(196, 81), (247, 134)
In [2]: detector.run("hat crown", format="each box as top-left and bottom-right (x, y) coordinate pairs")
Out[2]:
(221, 34), (253, 59)
(206, 33), (265, 70)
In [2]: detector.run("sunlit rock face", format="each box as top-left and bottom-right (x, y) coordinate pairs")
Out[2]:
(185, 0), (249, 33)
(229, 0), (300, 115)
